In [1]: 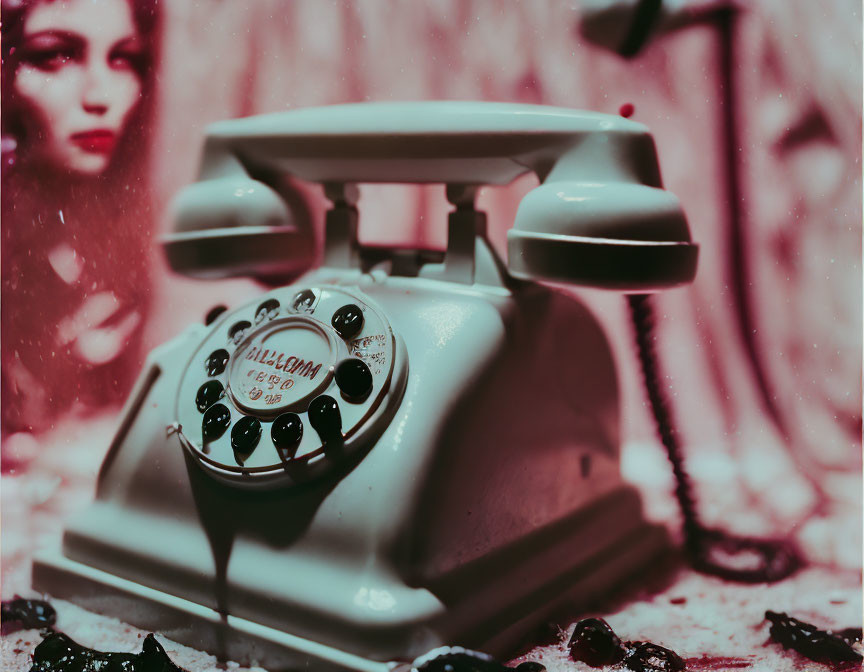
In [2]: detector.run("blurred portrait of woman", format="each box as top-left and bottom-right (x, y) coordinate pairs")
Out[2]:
(1, 0), (160, 442)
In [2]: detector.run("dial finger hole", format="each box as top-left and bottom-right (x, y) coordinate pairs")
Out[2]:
(228, 320), (252, 345)
(202, 404), (231, 441)
(308, 395), (342, 444)
(231, 416), (262, 465)
(272, 412), (303, 459)
(255, 299), (280, 324)
(335, 358), (373, 401)
(205, 349), (230, 376)
(196, 380), (225, 412)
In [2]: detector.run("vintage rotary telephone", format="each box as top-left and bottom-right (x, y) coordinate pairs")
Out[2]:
(34, 102), (700, 671)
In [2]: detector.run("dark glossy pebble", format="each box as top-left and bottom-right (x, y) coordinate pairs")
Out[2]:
(765, 610), (863, 663)
(228, 320), (252, 344)
(195, 380), (225, 413)
(622, 641), (686, 672)
(0, 597), (56, 629)
(515, 663), (545, 672)
(255, 298), (280, 323)
(231, 416), (262, 464)
(293, 289), (317, 312)
(30, 631), (185, 672)
(415, 648), (506, 672)
(205, 304), (228, 326)
(331, 303), (364, 339)
(308, 395), (342, 442)
(205, 348), (230, 376)
(272, 413), (303, 451)
(202, 404), (231, 441)
(335, 358), (373, 400)
(568, 617), (625, 667)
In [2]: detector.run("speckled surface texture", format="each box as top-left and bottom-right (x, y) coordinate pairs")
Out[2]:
(2, 413), (860, 671)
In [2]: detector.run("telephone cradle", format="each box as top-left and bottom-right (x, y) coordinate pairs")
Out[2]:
(33, 102), (698, 672)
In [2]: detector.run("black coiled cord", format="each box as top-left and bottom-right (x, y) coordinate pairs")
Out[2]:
(628, 294), (801, 583)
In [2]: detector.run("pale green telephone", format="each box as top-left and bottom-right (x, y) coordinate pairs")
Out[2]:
(34, 102), (699, 671)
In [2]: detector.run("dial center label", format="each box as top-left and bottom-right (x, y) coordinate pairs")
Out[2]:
(229, 319), (336, 414)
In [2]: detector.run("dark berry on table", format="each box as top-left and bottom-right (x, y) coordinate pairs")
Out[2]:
(622, 641), (686, 672)
(205, 349), (230, 376)
(515, 662), (545, 672)
(765, 611), (863, 664)
(0, 597), (56, 629)
(414, 647), (508, 672)
(568, 617), (626, 667)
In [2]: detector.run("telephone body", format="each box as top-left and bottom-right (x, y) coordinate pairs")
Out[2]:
(33, 102), (697, 672)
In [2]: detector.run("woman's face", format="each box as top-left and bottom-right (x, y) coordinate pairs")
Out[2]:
(14, 0), (144, 175)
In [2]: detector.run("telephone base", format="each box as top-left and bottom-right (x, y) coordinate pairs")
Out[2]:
(33, 495), (667, 672)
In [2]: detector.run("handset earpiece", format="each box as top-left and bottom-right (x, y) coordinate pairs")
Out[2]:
(162, 150), (312, 279)
(166, 102), (696, 289)
(508, 179), (697, 291)
(506, 117), (697, 291)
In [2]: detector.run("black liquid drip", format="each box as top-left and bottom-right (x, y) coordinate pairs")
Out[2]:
(231, 416), (262, 465)
(1, 598), (56, 631)
(29, 631), (188, 672)
(765, 610), (863, 664)
(628, 294), (801, 583)
(308, 395), (342, 443)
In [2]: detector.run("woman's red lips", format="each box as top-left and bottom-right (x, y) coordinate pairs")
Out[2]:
(70, 130), (116, 154)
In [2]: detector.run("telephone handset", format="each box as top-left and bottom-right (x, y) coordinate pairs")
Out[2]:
(164, 101), (697, 288)
(35, 103), (700, 671)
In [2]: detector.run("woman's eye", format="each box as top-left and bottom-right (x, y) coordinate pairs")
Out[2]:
(109, 50), (143, 71)
(23, 49), (76, 72)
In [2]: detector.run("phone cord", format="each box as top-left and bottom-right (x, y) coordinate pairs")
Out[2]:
(627, 294), (801, 583)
